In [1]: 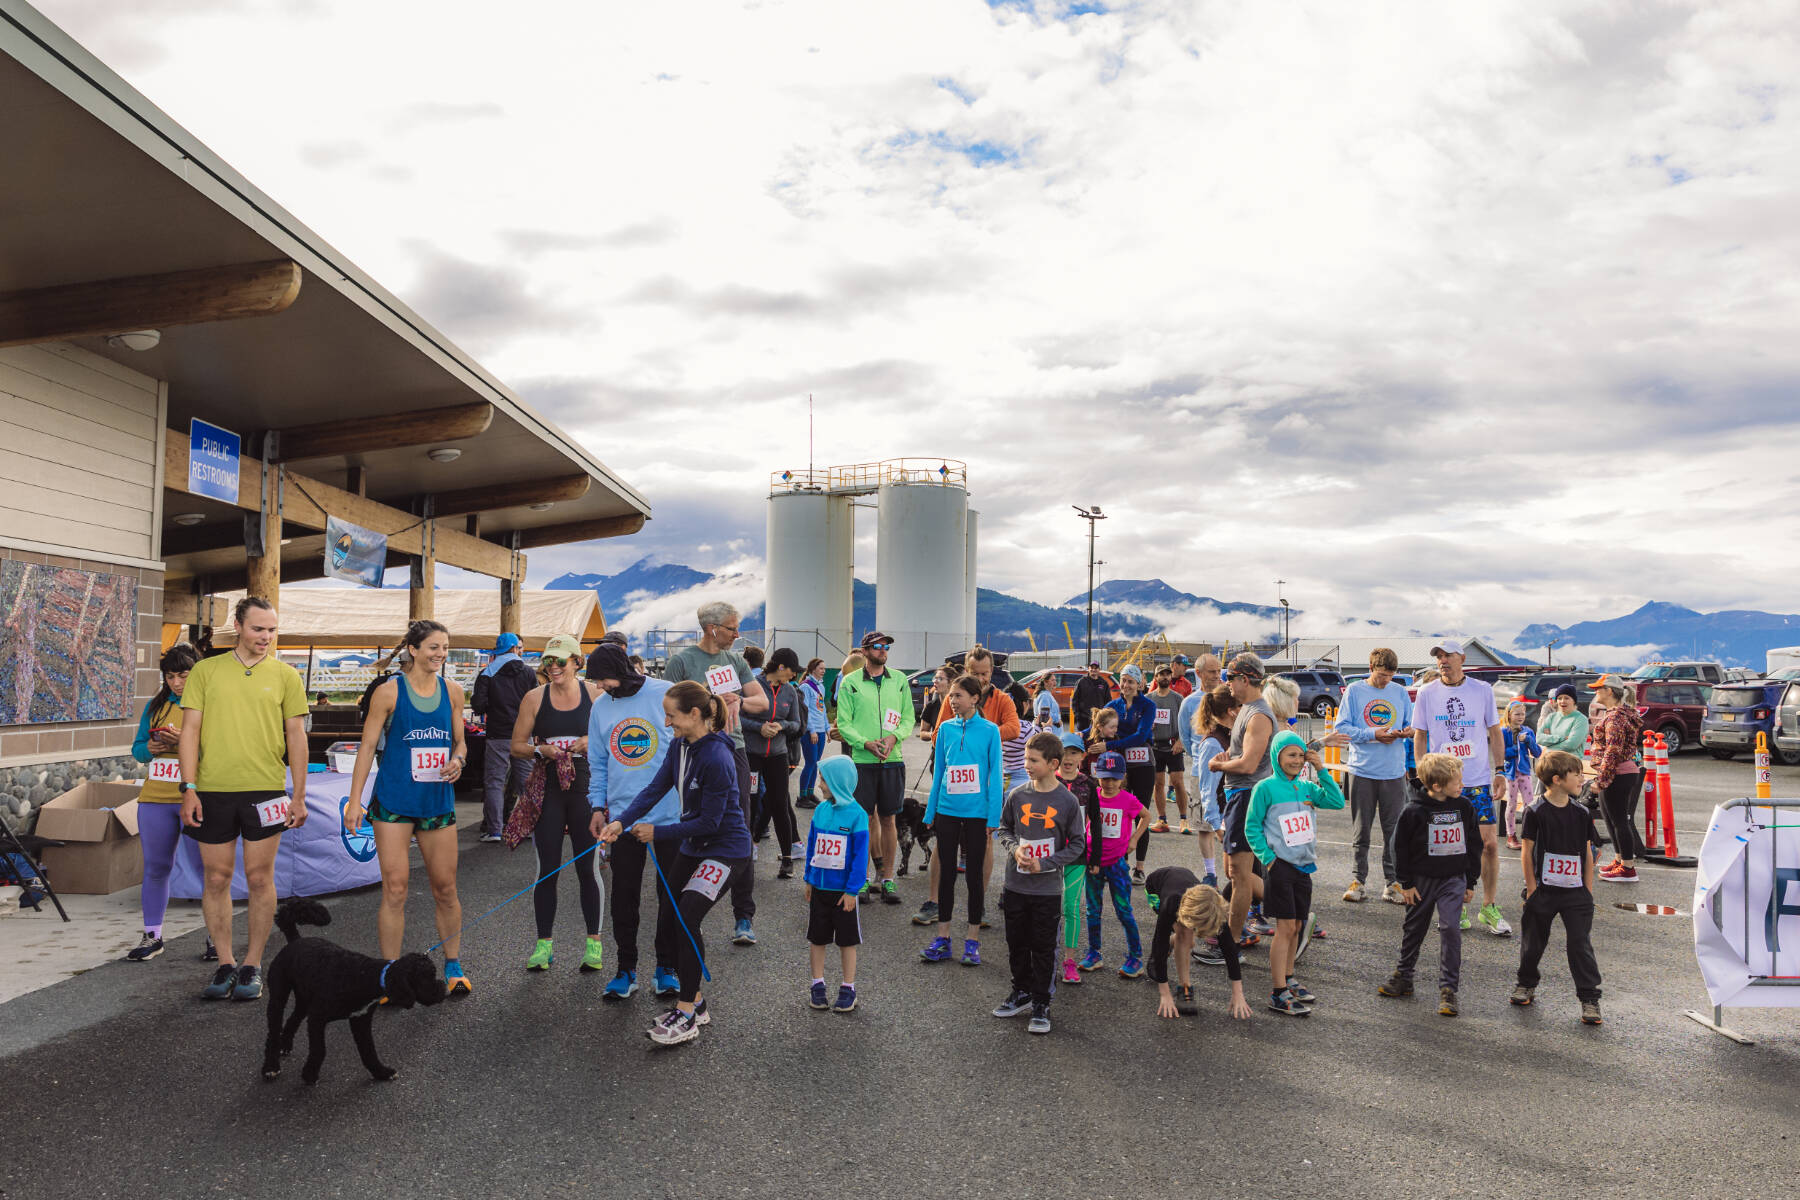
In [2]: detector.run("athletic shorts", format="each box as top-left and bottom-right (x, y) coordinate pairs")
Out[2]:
(183, 790), (290, 845)
(369, 796), (455, 832)
(1153, 747), (1184, 773)
(1189, 778), (1222, 831)
(1462, 785), (1496, 826)
(807, 888), (863, 947)
(1222, 787), (1255, 856)
(1262, 858), (1314, 921)
(855, 761), (906, 817)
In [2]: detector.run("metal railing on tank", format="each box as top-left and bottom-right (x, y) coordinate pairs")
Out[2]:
(769, 458), (967, 496)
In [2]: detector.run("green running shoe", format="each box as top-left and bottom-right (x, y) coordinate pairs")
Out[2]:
(581, 937), (606, 973)
(1458, 907), (1471, 931)
(526, 939), (554, 971)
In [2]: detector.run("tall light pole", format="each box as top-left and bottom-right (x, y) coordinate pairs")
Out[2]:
(1073, 506), (1107, 665)
(1276, 579), (1290, 663)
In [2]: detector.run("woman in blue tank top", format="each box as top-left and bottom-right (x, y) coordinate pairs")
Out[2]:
(347, 620), (472, 996)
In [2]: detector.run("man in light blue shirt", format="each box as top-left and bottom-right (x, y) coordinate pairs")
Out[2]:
(1331, 648), (1413, 905)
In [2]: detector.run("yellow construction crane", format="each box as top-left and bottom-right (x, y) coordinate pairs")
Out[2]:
(1114, 632), (1178, 676)
(1024, 628), (1039, 653)
(1063, 621), (1075, 650)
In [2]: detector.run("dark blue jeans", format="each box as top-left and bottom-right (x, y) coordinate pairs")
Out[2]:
(798, 731), (825, 796)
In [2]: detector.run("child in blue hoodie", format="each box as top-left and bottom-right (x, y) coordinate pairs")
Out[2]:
(1246, 729), (1346, 1016)
(805, 757), (870, 1014)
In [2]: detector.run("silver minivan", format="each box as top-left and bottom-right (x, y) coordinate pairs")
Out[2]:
(1776, 681), (1800, 761)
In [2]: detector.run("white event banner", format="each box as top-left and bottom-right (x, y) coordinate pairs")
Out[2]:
(1693, 802), (1800, 1009)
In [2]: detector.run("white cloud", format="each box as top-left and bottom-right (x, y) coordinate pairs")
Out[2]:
(608, 558), (766, 639)
(37, 0), (1800, 635)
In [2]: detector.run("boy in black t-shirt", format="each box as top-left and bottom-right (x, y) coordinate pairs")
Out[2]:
(1512, 751), (1604, 1024)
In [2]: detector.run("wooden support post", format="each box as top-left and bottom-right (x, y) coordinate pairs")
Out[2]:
(245, 466), (282, 602)
(346, 465), (368, 497)
(464, 513), (481, 538)
(500, 534), (524, 637)
(409, 517), (435, 621)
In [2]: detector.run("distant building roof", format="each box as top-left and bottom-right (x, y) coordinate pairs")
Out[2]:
(1284, 637), (1511, 671)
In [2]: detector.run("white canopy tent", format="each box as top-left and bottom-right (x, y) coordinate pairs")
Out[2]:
(205, 587), (606, 651)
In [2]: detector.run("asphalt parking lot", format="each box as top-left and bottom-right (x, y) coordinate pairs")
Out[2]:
(2, 732), (1798, 1200)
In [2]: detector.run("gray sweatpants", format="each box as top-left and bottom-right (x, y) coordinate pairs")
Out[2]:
(1396, 875), (1465, 992)
(482, 737), (533, 836)
(1348, 774), (1406, 885)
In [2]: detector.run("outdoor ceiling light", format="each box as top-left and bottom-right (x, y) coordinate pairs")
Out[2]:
(427, 447), (462, 463)
(528, 502), (553, 511)
(106, 330), (161, 351)
(171, 512), (205, 526)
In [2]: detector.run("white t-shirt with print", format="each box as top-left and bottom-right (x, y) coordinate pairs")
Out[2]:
(1410, 677), (1499, 790)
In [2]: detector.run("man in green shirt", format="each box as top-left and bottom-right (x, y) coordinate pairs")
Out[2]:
(663, 600), (769, 944)
(835, 632), (917, 903)
(177, 596), (310, 1001)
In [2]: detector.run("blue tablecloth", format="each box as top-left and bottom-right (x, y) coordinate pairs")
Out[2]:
(170, 771), (384, 900)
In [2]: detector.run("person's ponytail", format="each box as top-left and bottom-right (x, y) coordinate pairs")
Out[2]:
(708, 694), (728, 732)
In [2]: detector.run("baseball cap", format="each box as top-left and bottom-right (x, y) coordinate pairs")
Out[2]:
(491, 632), (521, 654)
(1088, 661), (1102, 669)
(1120, 664), (1144, 682)
(1589, 675), (1628, 699)
(600, 629), (627, 647)
(1092, 752), (1126, 779)
(1058, 731), (1086, 751)
(860, 632), (895, 650)
(1430, 638), (1465, 656)
(543, 634), (582, 661)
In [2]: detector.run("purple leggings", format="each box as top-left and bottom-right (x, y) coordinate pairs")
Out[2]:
(138, 801), (184, 936)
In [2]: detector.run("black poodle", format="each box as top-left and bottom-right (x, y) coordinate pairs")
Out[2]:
(261, 899), (445, 1085)
(894, 796), (933, 878)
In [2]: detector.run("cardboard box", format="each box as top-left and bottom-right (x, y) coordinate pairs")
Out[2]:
(35, 781), (144, 895)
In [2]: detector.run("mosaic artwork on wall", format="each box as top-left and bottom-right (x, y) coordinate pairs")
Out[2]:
(0, 561), (138, 726)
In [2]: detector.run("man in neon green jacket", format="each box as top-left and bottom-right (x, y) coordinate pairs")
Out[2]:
(835, 632), (917, 903)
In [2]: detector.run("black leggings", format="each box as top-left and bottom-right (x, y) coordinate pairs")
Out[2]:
(608, 834), (676, 974)
(533, 783), (601, 940)
(748, 751), (797, 855)
(934, 815), (989, 927)
(660, 853), (749, 1003)
(1126, 762), (1156, 862)
(1599, 773), (1646, 861)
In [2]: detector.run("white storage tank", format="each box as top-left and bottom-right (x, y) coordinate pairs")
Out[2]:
(875, 479), (967, 670)
(765, 488), (854, 664)
(964, 508), (979, 650)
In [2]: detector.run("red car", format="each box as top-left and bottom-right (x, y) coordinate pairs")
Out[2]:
(1633, 680), (1710, 756)
(1020, 668), (1119, 724)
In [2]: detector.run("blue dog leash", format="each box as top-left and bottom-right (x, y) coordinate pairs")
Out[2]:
(648, 842), (712, 983)
(423, 840), (604, 955)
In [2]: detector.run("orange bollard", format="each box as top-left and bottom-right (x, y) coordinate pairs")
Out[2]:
(1648, 732), (1696, 866)
(1756, 731), (1772, 800)
(1642, 733), (1660, 850)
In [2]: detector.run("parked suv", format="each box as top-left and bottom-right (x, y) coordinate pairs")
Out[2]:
(1775, 681), (1800, 763)
(1633, 680), (1710, 756)
(1275, 670), (1347, 719)
(1630, 661), (1726, 685)
(1491, 671), (1603, 731)
(1701, 681), (1796, 762)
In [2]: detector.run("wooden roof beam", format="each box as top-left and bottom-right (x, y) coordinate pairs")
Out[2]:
(413, 473), (591, 518)
(507, 513), (646, 549)
(0, 260), (301, 349)
(269, 401), (493, 462)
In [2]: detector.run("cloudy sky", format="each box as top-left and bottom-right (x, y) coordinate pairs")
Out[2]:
(42, 0), (1800, 646)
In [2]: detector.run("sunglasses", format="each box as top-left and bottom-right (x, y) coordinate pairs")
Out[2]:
(542, 656), (572, 668)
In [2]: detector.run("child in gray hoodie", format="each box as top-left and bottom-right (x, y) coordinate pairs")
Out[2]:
(991, 732), (1089, 1034)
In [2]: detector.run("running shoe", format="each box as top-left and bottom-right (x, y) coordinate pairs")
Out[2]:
(201, 938), (218, 962)
(1510, 985), (1535, 1007)
(1078, 949), (1104, 972)
(992, 989), (1033, 1018)
(526, 939), (554, 971)
(732, 920), (757, 945)
(777, 858), (793, 880)
(1062, 958), (1081, 986)
(1202, 873), (1218, 889)
(1506, 837), (1523, 850)
(1377, 973), (1413, 998)
(125, 933), (164, 962)
(809, 980), (830, 1010)
(1178, 822), (1192, 836)
(832, 985), (857, 1013)
(1268, 988), (1311, 1016)
(861, 880), (881, 899)
(795, 794), (817, 810)
(603, 970), (638, 1002)
(231, 964), (262, 1002)
(1286, 980), (1316, 1004)
(1342, 880), (1366, 903)
(1236, 931), (1261, 949)
(1150, 819), (1171, 834)
(201, 963), (237, 1000)
(1599, 857), (1626, 877)
(1459, 907), (1472, 931)
(912, 901), (939, 926)
(581, 937), (606, 972)
(653, 966), (679, 997)
(1382, 883), (1407, 904)
(1193, 940), (1226, 967)
(693, 997), (711, 1026)
(960, 939), (981, 967)
(881, 879), (901, 905)
(1581, 999), (1603, 1025)
(648, 1007), (680, 1032)
(1604, 866), (1640, 884)
(1118, 956), (1144, 979)
(648, 1009), (700, 1046)
(1131, 866), (1146, 886)
(444, 960), (473, 997)
(1248, 915), (1277, 937)
(1478, 903), (1514, 937)
(1175, 985), (1199, 1015)
(478, 832), (503, 843)
(1027, 1003), (1052, 1034)
(920, 937), (952, 963)
(1438, 987), (1459, 1017)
